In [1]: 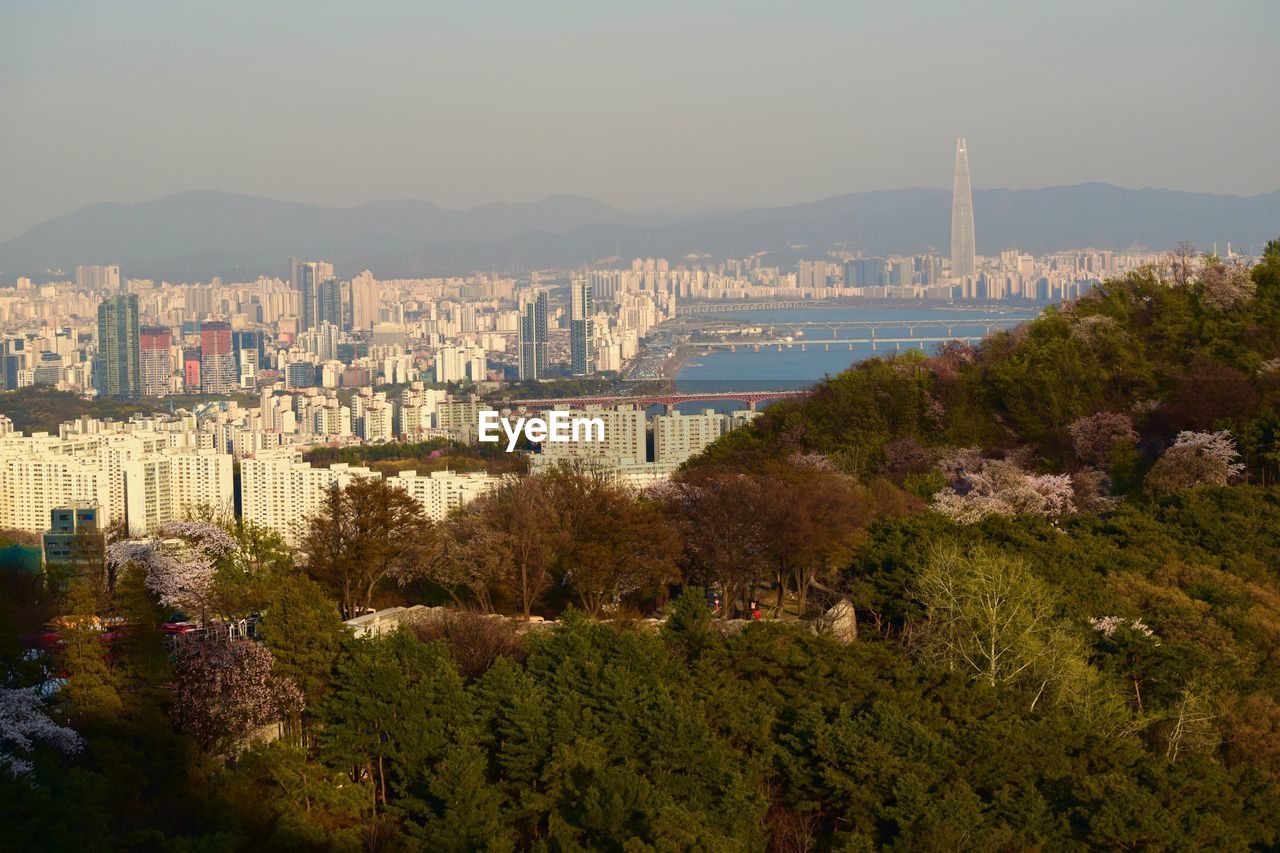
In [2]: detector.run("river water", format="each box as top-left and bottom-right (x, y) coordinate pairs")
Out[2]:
(670, 305), (1042, 405)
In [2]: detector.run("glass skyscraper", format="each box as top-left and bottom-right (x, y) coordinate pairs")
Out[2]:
(96, 294), (141, 398)
(518, 289), (549, 380)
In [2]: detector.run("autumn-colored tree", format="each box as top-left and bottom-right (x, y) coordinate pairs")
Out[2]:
(299, 478), (439, 619)
(542, 466), (680, 617)
(662, 471), (771, 620)
(467, 477), (555, 618)
(756, 460), (874, 617)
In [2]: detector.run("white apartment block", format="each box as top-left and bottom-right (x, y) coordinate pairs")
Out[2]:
(529, 454), (680, 489)
(359, 400), (395, 442)
(0, 430), (233, 534)
(652, 408), (727, 465)
(387, 469), (503, 520)
(437, 399), (488, 442)
(534, 405), (647, 465)
(0, 454), (113, 533)
(240, 452), (380, 544)
(400, 405), (435, 438)
(123, 450), (234, 534)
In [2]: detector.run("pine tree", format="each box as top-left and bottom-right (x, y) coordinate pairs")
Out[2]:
(404, 743), (512, 852)
(259, 575), (347, 706)
(58, 581), (122, 725)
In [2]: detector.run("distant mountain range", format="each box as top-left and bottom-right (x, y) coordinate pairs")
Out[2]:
(3, 184), (1278, 280)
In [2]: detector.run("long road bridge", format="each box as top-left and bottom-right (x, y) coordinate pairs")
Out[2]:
(675, 301), (840, 315)
(685, 317), (1027, 346)
(677, 317), (1028, 336)
(503, 389), (811, 411)
(693, 334), (984, 352)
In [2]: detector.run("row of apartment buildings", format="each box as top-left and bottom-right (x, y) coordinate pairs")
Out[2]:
(0, 428), (503, 545)
(3, 401), (758, 546)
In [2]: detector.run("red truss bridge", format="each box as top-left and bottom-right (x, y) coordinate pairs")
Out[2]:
(503, 389), (811, 411)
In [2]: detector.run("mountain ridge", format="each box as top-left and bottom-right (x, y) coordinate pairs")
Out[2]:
(3, 184), (1278, 280)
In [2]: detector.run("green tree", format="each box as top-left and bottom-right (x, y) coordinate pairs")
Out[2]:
(259, 575), (348, 707)
(911, 543), (1086, 707)
(402, 743), (512, 851)
(299, 478), (440, 619)
(319, 632), (472, 811)
(57, 582), (123, 724)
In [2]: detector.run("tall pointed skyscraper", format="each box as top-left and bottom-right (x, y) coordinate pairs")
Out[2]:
(950, 137), (976, 278)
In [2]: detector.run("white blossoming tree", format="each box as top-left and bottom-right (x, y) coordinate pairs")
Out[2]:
(0, 687), (83, 780)
(105, 520), (238, 621)
(931, 449), (1076, 523)
(1199, 260), (1257, 311)
(171, 641), (304, 754)
(1067, 411), (1138, 466)
(1145, 430), (1246, 497)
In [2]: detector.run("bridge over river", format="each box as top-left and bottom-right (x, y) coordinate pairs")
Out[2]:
(502, 389), (811, 411)
(686, 316), (1026, 349)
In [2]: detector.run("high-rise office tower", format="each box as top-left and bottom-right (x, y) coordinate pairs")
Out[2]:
(232, 330), (265, 367)
(96, 294), (140, 398)
(518, 289), (549, 380)
(290, 258), (334, 331)
(299, 264), (318, 331)
(570, 278), (594, 376)
(844, 258), (887, 287)
(318, 277), (345, 329)
(199, 321), (236, 394)
(139, 326), (173, 396)
(950, 137), (977, 279)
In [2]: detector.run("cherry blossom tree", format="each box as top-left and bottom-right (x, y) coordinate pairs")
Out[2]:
(427, 514), (509, 613)
(1145, 430), (1246, 496)
(1071, 467), (1119, 513)
(171, 640), (303, 754)
(931, 449), (1076, 523)
(1199, 259), (1256, 310)
(0, 687), (83, 780)
(106, 521), (237, 620)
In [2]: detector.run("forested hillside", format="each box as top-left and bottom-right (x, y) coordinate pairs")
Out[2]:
(3, 244), (1280, 850)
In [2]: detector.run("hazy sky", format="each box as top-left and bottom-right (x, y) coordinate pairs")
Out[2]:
(2, 0), (1277, 240)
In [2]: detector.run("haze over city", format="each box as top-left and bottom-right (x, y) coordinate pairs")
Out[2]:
(3, 0), (1279, 241)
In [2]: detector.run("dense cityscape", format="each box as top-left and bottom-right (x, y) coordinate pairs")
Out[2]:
(0, 143), (1234, 540)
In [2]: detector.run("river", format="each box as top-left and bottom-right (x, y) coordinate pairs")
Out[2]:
(668, 305), (1043, 407)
